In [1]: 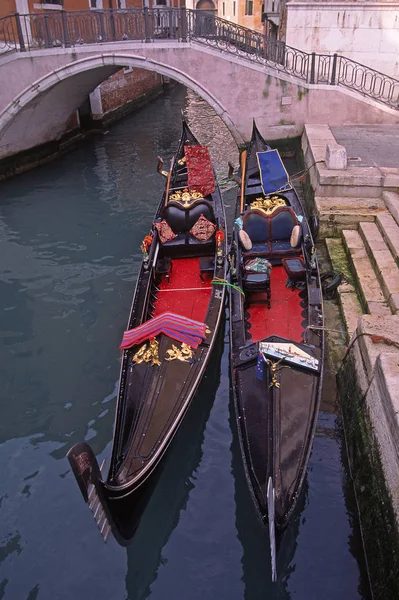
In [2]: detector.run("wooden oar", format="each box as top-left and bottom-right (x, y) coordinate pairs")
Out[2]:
(164, 157), (175, 206)
(240, 150), (247, 213)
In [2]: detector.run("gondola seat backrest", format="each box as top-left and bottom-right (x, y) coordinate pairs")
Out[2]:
(270, 207), (298, 240)
(242, 206), (300, 261)
(242, 209), (269, 242)
(159, 200), (216, 255)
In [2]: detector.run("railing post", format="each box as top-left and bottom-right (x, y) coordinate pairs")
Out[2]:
(99, 11), (106, 42)
(14, 13), (26, 52)
(109, 8), (116, 41)
(310, 52), (316, 84)
(169, 8), (174, 39)
(143, 7), (151, 42)
(44, 14), (51, 48)
(330, 53), (338, 85)
(181, 8), (187, 41)
(61, 10), (70, 48)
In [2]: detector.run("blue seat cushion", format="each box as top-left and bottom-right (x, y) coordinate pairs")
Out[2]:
(270, 209), (297, 240)
(282, 257), (306, 280)
(244, 272), (270, 292)
(271, 241), (295, 253)
(243, 211), (269, 242)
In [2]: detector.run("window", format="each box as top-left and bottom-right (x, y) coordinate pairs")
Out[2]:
(42, 0), (63, 4)
(233, 0), (235, 15)
(245, 0), (253, 16)
(222, 1), (225, 15)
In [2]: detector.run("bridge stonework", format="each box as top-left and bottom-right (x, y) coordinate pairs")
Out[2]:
(1, 41), (399, 161)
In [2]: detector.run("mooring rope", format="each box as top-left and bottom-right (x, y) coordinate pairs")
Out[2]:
(211, 278), (245, 297)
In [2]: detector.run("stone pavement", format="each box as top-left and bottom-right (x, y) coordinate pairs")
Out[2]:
(331, 124), (399, 169)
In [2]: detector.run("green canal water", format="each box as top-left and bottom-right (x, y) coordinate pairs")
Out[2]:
(0, 83), (370, 599)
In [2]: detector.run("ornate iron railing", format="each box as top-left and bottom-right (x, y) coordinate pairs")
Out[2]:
(0, 8), (398, 110)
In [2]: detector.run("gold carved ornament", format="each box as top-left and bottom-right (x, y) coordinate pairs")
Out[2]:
(165, 343), (194, 363)
(169, 188), (204, 208)
(250, 195), (287, 214)
(132, 338), (161, 367)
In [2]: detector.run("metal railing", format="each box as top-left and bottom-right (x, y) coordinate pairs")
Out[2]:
(1, 8), (398, 110)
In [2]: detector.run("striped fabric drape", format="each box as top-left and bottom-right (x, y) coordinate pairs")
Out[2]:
(120, 312), (207, 350)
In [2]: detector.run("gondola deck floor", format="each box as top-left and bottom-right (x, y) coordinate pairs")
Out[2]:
(153, 258), (213, 321)
(245, 266), (305, 344)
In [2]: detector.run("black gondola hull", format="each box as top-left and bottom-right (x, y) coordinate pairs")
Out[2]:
(68, 121), (227, 542)
(229, 122), (324, 569)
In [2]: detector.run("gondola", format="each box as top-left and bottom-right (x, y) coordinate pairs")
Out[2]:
(229, 121), (324, 580)
(67, 120), (227, 543)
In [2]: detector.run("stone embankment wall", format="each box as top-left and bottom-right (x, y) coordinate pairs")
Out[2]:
(286, 2), (399, 79)
(301, 123), (399, 598)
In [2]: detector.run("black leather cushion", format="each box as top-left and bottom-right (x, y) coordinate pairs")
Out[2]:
(162, 233), (186, 246)
(243, 211), (269, 242)
(270, 208), (297, 240)
(187, 201), (215, 229)
(187, 235), (214, 246)
(162, 205), (186, 234)
(162, 201), (215, 236)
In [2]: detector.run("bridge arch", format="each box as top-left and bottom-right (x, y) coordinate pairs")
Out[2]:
(0, 52), (242, 159)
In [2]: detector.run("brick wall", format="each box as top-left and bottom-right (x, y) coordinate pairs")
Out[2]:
(100, 67), (162, 115)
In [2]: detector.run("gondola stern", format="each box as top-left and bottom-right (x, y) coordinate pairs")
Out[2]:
(67, 442), (112, 542)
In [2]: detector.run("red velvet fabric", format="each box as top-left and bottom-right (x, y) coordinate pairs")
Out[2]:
(184, 145), (215, 197)
(189, 214), (216, 241)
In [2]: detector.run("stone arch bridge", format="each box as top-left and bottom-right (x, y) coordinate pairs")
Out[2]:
(0, 8), (398, 160)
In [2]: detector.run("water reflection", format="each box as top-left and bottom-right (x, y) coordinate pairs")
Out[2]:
(0, 82), (368, 599)
(124, 326), (224, 599)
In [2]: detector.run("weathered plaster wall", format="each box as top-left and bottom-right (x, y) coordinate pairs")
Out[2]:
(286, 2), (399, 79)
(0, 42), (399, 160)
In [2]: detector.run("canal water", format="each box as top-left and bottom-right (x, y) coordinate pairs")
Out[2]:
(0, 84), (370, 599)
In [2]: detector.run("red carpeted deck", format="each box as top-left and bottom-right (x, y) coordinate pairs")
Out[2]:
(153, 258), (212, 323)
(246, 265), (305, 344)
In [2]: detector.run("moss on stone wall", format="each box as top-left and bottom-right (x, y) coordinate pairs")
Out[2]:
(338, 355), (399, 599)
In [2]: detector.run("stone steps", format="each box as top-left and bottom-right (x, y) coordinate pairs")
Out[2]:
(316, 196), (387, 239)
(359, 222), (399, 313)
(382, 191), (399, 227)
(376, 213), (399, 266)
(342, 229), (391, 316)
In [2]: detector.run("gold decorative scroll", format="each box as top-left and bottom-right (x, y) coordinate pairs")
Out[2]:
(250, 195), (287, 214)
(169, 188), (204, 208)
(165, 343), (194, 362)
(177, 157), (187, 166)
(132, 338), (161, 367)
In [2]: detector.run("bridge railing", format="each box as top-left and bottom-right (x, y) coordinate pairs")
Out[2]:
(0, 8), (398, 110)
